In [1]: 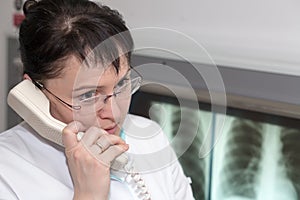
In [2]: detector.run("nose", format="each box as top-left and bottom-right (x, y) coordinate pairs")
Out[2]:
(98, 95), (121, 122)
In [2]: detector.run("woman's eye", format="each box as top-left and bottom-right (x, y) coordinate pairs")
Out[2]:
(116, 78), (130, 89)
(79, 90), (97, 101)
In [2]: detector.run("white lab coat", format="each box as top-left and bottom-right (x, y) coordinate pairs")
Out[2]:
(0, 114), (194, 200)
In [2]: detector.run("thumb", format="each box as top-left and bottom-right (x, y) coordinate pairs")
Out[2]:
(62, 121), (85, 149)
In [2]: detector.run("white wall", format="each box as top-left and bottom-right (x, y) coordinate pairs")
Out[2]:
(0, 0), (16, 132)
(100, 0), (300, 76)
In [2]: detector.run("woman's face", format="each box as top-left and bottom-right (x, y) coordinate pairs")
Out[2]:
(44, 55), (131, 136)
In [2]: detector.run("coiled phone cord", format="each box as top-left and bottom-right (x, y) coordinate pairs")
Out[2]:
(119, 130), (151, 200)
(124, 165), (151, 200)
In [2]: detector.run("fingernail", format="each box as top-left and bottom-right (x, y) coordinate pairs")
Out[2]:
(124, 144), (129, 150)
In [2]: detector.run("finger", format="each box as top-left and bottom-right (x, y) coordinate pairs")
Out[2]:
(81, 126), (106, 146)
(85, 135), (128, 159)
(95, 134), (127, 152)
(96, 144), (129, 167)
(62, 121), (85, 149)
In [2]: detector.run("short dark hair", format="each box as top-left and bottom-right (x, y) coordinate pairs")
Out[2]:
(19, 0), (133, 82)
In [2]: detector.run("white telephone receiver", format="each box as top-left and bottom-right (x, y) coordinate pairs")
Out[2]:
(7, 79), (128, 171)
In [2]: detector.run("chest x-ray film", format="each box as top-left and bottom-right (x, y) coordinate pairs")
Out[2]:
(131, 98), (300, 200)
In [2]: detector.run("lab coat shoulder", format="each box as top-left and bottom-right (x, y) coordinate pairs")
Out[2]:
(0, 136), (19, 200)
(171, 159), (195, 200)
(0, 123), (73, 200)
(0, 124), (31, 199)
(124, 114), (195, 200)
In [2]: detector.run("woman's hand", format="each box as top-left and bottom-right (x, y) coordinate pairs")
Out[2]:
(62, 121), (129, 200)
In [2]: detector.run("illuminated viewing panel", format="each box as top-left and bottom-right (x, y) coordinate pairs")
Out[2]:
(130, 91), (300, 200)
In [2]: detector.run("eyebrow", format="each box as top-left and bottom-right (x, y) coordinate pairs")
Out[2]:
(73, 68), (131, 92)
(73, 85), (104, 92)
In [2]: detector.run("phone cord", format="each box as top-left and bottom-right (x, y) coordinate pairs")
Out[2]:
(125, 166), (151, 200)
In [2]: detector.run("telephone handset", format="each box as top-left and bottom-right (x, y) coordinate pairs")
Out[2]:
(7, 80), (151, 199)
(7, 79), (128, 171)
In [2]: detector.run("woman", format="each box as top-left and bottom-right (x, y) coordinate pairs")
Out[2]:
(0, 0), (194, 199)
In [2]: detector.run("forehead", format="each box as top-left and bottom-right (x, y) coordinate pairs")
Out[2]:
(62, 55), (129, 88)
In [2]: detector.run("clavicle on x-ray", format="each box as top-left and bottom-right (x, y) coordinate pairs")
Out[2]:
(7, 79), (151, 200)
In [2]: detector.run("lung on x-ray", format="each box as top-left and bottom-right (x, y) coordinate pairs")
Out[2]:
(211, 115), (300, 200)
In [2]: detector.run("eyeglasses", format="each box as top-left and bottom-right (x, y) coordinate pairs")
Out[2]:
(33, 67), (142, 113)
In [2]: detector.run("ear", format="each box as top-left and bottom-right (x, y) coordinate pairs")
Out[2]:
(23, 73), (32, 80)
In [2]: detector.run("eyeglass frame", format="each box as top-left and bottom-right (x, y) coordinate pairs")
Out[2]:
(32, 66), (143, 111)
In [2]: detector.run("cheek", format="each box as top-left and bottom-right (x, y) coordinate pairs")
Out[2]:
(114, 98), (131, 131)
(110, 97), (131, 126)
(117, 98), (131, 116)
(49, 102), (73, 124)
(72, 111), (98, 129)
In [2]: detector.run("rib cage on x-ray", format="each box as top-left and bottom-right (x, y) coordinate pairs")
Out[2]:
(219, 119), (263, 199)
(214, 118), (300, 200)
(149, 103), (206, 200)
(280, 128), (300, 198)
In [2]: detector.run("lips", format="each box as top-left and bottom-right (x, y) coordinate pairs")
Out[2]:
(104, 125), (117, 135)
